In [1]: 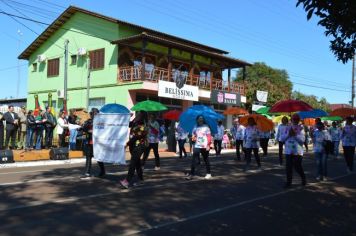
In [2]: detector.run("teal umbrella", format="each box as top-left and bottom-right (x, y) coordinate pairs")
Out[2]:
(131, 100), (168, 112)
(256, 107), (270, 114)
(320, 116), (342, 121)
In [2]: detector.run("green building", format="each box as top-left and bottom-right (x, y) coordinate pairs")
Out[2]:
(19, 6), (251, 122)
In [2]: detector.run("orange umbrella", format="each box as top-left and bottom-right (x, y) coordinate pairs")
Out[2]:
(303, 118), (315, 126)
(329, 107), (356, 118)
(239, 114), (274, 132)
(223, 107), (249, 115)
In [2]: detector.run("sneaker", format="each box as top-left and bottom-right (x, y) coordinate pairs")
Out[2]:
(154, 166), (160, 171)
(120, 179), (129, 189)
(80, 173), (91, 179)
(185, 174), (193, 180)
(204, 174), (212, 179)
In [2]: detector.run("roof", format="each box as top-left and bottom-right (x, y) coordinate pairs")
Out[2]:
(111, 32), (251, 68)
(18, 6), (229, 60)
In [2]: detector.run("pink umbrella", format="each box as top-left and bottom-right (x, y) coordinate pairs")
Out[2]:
(270, 99), (313, 113)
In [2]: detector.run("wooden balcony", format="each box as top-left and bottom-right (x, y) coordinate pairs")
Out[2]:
(117, 66), (245, 95)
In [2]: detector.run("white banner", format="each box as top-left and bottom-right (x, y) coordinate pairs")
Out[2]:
(256, 90), (268, 103)
(93, 113), (130, 164)
(158, 80), (199, 101)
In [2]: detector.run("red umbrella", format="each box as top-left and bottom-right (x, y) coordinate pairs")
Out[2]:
(162, 110), (182, 120)
(270, 99), (313, 113)
(329, 107), (356, 118)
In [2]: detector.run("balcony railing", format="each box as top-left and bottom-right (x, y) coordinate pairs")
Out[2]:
(118, 65), (245, 95)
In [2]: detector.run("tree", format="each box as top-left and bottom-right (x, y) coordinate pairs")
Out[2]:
(296, 0), (356, 63)
(292, 91), (331, 111)
(235, 62), (293, 110)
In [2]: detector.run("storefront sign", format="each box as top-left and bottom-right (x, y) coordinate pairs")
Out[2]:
(158, 80), (199, 101)
(210, 90), (241, 105)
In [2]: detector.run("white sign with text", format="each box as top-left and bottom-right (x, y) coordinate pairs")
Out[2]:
(158, 80), (199, 101)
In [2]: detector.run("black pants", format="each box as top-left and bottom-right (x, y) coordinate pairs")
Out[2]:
(190, 148), (210, 175)
(278, 141), (284, 165)
(285, 154), (306, 184)
(127, 144), (145, 182)
(343, 146), (355, 171)
(235, 139), (244, 160)
(178, 139), (187, 158)
(45, 126), (54, 148)
(142, 143), (160, 167)
(214, 139), (222, 155)
(5, 128), (17, 149)
(0, 127), (4, 150)
(245, 148), (261, 169)
(260, 138), (269, 156)
(58, 134), (66, 147)
(83, 144), (105, 175)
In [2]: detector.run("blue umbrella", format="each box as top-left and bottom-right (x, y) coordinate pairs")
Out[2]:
(100, 103), (130, 114)
(179, 105), (224, 134)
(298, 109), (328, 119)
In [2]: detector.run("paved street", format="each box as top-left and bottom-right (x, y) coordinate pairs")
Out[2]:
(0, 150), (355, 236)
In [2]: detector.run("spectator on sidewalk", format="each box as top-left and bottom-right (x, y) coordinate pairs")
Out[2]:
(43, 106), (57, 149)
(34, 110), (46, 150)
(17, 106), (27, 149)
(57, 111), (69, 148)
(3, 105), (19, 150)
(26, 110), (36, 149)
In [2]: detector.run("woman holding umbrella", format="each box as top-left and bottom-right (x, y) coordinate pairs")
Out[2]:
(282, 114), (306, 188)
(243, 117), (262, 171)
(186, 115), (212, 180)
(120, 111), (148, 188)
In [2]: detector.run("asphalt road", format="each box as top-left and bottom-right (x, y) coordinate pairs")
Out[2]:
(0, 150), (355, 236)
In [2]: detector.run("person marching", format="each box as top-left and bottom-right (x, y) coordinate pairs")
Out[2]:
(175, 122), (188, 158)
(186, 115), (212, 180)
(230, 118), (245, 161)
(214, 120), (224, 157)
(340, 116), (356, 173)
(329, 121), (342, 159)
(276, 116), (289, 166)
(259, 130), (271, 157)
(120, 111), (148, 188)
(282, 114), (306, 188)
(81, 108), (106, 178)
(141, 113), (161, 170)
(243, 117), (262, 172)
(312, 122), (331, 181)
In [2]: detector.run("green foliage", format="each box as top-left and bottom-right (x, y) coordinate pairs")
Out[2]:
(235, 62), (293, 110)
(292, 91), (331, 112)
(296, 0), (356, 64)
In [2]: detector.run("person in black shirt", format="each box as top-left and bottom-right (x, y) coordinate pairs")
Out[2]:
(43, 106), (57, 149)
(3, 105), (19, 149)
(0, 112), (4, 150)
(26, 110), (36, 149)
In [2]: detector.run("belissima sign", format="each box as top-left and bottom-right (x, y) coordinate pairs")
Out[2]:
(210, 90), (241, 105)
(158, 80), (199, 101)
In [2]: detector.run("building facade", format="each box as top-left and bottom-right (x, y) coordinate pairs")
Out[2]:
(19, 6), (251, 122)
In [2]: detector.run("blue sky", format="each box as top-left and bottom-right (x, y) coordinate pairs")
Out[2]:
(0, 0), (352, 104)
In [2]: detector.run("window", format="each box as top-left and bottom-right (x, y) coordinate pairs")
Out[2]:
(71, 55), (77, 65)
(47, 58), (60, 77)
(32, 63), (37, 72)
(89, 48), (105, 70)
(88, 97), (105, 111)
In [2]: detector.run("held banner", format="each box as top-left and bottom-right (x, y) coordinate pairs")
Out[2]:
(93, 113), (130, 164)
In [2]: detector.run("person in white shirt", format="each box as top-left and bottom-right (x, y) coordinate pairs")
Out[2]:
(243, 117), (261, 171)
(340, 116), (356, 173)
(276, 116), (289, 165)
(57, 111), (69, 147)
(230, 118), (245, 161)
(213, 120), (224, 157)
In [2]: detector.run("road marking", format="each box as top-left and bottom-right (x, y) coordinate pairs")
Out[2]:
(121, 172), (356, 236)
(0, 176), (76, 186)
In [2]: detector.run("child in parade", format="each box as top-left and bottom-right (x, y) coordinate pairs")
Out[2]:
(243, 117), (262, 171)
(222, 131), (230, 149)
(230, 118), (245, 161)
(282, 114), (306, 188)
(186, 115), (212, 180)
(120, 111), (148, 188)
(312, 122), (331, 181)
(276, 116), (289, 166)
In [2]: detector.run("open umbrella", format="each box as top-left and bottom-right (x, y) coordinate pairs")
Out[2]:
(272, 115), (290, 123)
(131, 100), (168, 112)
(320, 116), (343, 121)
(179, 105), (224, 134)
(223, 107), (249, 116)
(239, 114), (274, 132)
(298, 109), (328, 119)
(329, 107), (356, 118)
(256, 107), (270, 114)
(303, 118), (315, 126)
(100, 103), (130, 114)
(162, 110), (181, 120)
(270, 99), (313, 113)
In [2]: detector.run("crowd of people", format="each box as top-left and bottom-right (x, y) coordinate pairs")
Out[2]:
(0, 105), (82, 151)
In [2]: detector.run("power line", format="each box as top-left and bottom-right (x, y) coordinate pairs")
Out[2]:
(0, 63), (26, 72)
(292, 82), (350, 93)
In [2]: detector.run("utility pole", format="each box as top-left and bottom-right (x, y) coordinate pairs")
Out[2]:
(64, 39), (69, 101)
(352, 55), (355, 108)
(86, 57), (91, 111)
